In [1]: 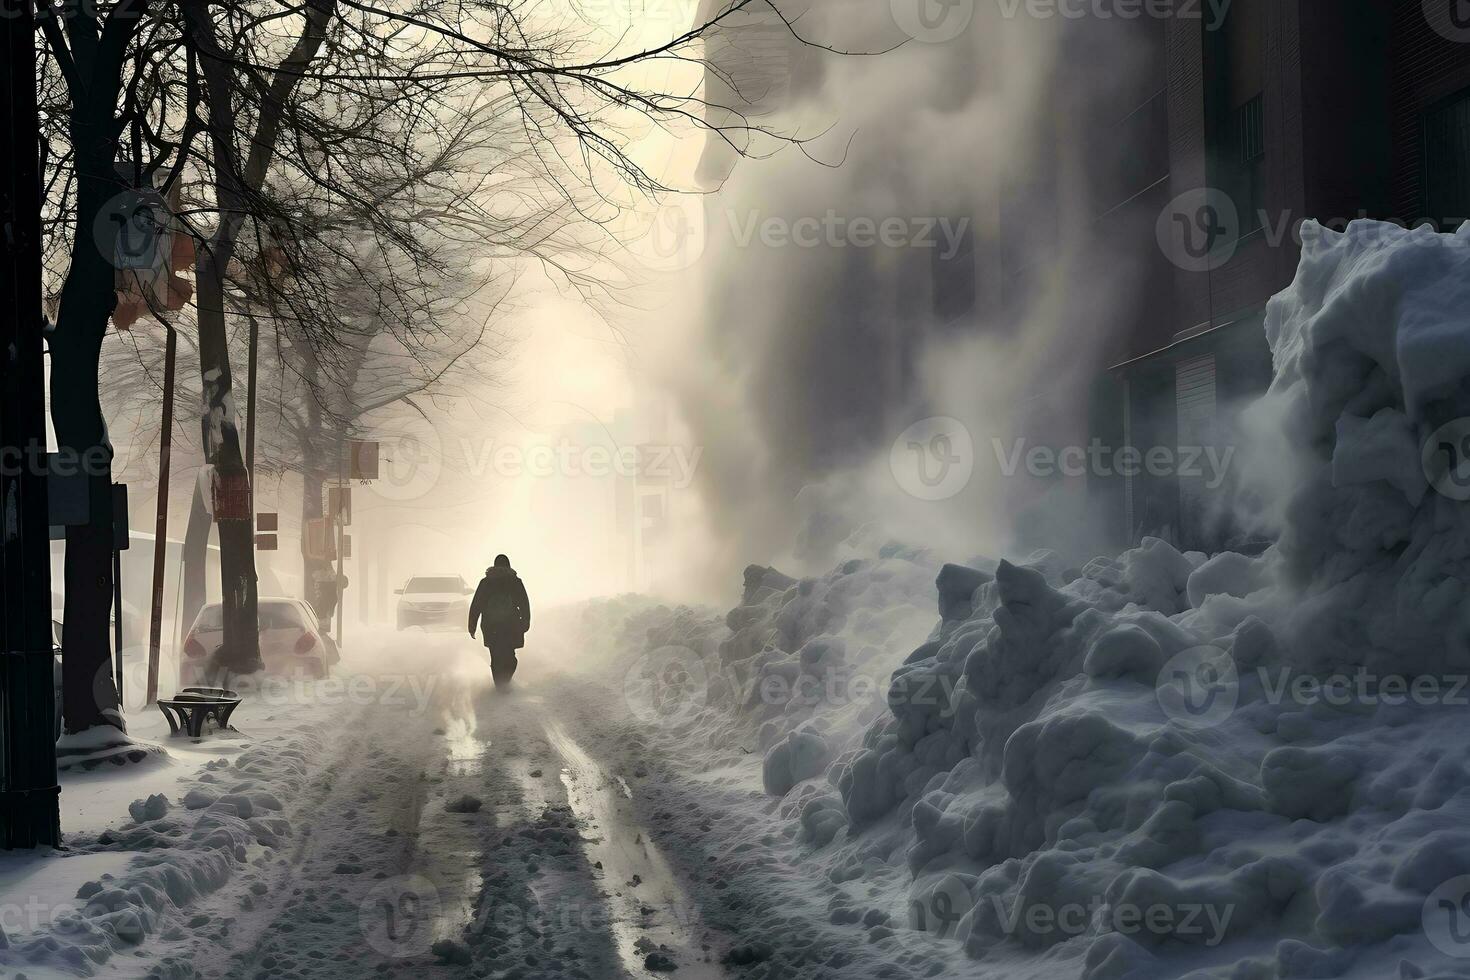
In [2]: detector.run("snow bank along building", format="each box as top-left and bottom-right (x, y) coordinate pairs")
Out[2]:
(1074, 0), (1470, 554)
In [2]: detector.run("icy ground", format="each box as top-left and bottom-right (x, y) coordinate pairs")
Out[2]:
(0, 626), (972, 980)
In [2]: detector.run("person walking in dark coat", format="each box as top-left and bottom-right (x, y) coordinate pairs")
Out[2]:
(468, 555), (531, 688)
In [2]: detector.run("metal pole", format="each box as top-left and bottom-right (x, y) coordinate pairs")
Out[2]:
(146, 325), (176, 705)
(334, 445), (344, 645)
(0, 0), (61, 848)
(245, 313), (257, 480)
(113, 548), (123, 711)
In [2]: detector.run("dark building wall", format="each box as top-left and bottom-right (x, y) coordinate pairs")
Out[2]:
(1389, 0), (1470, 221)
(1101, 2), (1469, 552)
(1298, 2), (1393, 222)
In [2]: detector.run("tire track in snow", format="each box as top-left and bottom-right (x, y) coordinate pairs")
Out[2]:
(541, 715), (727, 980)
(165, 699), (446, 979)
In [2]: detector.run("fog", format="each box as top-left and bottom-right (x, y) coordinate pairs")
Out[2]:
(346, 0), (1162, 609)
(109, 0), (1161, 614)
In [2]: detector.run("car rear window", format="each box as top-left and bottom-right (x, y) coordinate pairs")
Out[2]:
(192, 602), (307, 631)
(406, 577), (463, 593)
(259, 602), (309, 630)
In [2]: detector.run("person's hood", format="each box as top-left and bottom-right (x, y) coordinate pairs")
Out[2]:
(485, 566), (519, 580)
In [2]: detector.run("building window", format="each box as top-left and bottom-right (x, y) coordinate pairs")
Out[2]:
(1425, 88), (1470, 228)
(1237, 94), (1265, 166)
(1175, 353), (1217, 552)
(1206, 0), (1265, 238)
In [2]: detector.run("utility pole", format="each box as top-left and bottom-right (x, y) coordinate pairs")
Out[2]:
(0, 0), (62, 847)
(334, 443), (345, 645)
(245, 313), (258, 479)
(146, 325), (177, 705)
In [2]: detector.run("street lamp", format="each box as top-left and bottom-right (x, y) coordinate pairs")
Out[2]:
(0, 0), (63, 847)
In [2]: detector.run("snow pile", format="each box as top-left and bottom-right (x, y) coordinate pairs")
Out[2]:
(576, 536), (943, 766)
(1252, 220), (1470, 679)
(714, 544), (941, 753)
(830, 221), (1470, 978)
(0, 724), (323, 976)
(592, 220), (1470, 978)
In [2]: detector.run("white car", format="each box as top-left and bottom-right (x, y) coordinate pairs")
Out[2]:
(395, 574), (473, 630)
(181, 597), (339, 685)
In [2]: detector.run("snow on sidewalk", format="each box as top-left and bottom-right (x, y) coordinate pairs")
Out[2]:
(565, 220), (1470, 979)
(0, 699), (329, 977)
(0, 631), (479, 978)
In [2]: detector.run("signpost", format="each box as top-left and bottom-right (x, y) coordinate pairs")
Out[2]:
(334, 450), (347, 644)
(112, 486), (129, 710)
(255, 512), (278, 551)
(349, 440), (379, 481)
(146, 326), (176, 705)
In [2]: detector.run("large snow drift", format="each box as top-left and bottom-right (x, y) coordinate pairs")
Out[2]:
(583, 220), (1470, 979)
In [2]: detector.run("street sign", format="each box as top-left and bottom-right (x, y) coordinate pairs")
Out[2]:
(328, 486), (351, 526)
(112, 484), (129, 550)
(304, 517), (336, 560)
(257, 511), (278, 532)
(45, 454), (89, 535)
(212, 469), (251, 521)
(342, 534), (352, 559)
(255, 533), (278, 551)
(349, 441), (379, 481)
(43, 468), (129, 549)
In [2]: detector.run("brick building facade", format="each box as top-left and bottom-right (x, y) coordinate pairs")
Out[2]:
(1085, 0), (1470, 553)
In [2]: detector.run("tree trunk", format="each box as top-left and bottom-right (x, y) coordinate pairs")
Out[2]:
(51, 109), (122, 735)
(51, 293), (117, 733)
(179, 0), (333, 677)
(195, 255), (262, 677)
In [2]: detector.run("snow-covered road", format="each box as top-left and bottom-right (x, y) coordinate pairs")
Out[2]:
(0, 623), (959, 980)
(121, 646), (725, 979)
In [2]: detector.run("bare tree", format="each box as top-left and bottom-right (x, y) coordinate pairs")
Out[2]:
(40, 0), (846, 732)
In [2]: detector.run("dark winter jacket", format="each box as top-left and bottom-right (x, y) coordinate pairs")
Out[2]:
(468, 566), (531, 650)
